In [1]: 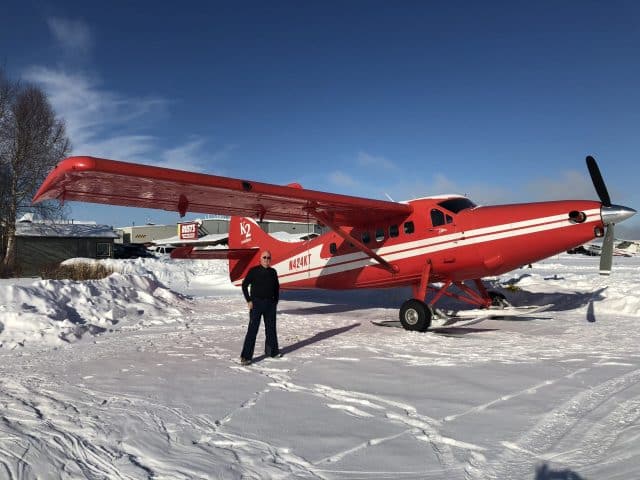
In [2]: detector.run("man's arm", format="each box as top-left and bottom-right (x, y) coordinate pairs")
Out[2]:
(241, 268), (253, 303)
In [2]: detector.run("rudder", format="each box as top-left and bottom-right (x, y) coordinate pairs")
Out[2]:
(228, 217), (299, 283)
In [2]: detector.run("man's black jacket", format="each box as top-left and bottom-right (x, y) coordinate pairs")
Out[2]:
(242, 265), (280, 302)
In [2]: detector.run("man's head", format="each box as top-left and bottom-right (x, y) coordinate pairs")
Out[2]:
(260, 250), (272, 268)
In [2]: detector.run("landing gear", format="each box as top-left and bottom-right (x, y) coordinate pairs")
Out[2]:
(396, 268), (514, 331)
(397, 259), (509, 332)
(488, 291), (510, 307)
(399, 299), (432, 331)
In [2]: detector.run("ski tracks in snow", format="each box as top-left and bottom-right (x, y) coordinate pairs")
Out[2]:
(244, 361), (470, 478)
(471, 366), (640, 479)
(0, 368), (326, 480)
(0, 375), (148, 480)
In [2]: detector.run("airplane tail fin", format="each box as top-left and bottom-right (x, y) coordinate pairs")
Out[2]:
(227, 217), (297, 283)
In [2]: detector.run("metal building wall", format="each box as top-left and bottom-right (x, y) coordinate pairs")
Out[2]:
(200, 219), (229, 234)
(15, 237), (114, 277)
(118, 225), (177, 244)
(118, 219), (320, 242)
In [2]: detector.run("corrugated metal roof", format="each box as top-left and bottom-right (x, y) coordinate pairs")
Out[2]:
(15, 222), (119, 238)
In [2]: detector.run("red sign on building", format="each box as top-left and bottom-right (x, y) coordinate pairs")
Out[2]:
(179, 222), (198, 240)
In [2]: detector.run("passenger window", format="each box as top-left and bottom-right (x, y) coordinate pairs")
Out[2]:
(446, 214), (453, 224)
(431, 209), (445, 227)
(361, 231), (371, 244)
(330, 243), (337, 254)
(375, 228), (385, 242)
(404, 221), (415, 234)
(389, 225), (399, 238)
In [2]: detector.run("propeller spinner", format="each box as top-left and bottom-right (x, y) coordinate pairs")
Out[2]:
(586, 155), (636, 275)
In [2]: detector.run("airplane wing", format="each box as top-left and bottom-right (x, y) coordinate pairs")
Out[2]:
(33, 156), (413, 226)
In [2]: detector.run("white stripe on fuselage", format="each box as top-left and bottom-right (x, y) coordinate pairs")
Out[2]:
(235, 209), (601, 286)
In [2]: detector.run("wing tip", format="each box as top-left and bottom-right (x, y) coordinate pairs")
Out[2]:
(32, 156), (100, 204)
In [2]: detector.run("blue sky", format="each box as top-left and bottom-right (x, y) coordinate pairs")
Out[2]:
(4, 1), (640, 236)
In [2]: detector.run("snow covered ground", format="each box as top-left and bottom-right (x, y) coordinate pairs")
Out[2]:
(0, 253), (639, 479)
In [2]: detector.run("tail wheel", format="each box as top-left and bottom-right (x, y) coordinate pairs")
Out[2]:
(399, 299), (432, 331)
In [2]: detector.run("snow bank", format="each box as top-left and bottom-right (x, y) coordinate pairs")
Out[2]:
(0, 271), (189, 349)
(0, 256), (237, 349)
(63, 256), (232, 294)
(499, 255), (640, 316)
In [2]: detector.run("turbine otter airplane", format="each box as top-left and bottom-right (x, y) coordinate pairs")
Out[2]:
(33, 155), (636, 331)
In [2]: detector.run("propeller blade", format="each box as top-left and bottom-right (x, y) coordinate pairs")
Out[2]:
(586, 156), (612, 207)
(599, 224), (614, 275)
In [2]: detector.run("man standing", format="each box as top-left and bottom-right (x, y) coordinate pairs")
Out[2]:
(240, 250), (281, 365)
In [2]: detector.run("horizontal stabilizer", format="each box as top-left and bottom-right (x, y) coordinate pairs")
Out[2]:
(170, 246), (258, 260)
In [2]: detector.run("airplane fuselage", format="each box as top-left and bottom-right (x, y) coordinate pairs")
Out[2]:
(231, 197), (603, 291)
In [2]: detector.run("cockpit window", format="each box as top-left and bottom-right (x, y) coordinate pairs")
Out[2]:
(438, 198), (476, 213)
(431, 209), (446, 227)
(431, 209), (454, 227)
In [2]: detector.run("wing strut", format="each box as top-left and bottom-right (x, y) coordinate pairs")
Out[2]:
(307, 208), (399, 273)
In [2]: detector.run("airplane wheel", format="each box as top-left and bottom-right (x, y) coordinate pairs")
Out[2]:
(489, 291), (509, 308)
(399, 299), (432, 331)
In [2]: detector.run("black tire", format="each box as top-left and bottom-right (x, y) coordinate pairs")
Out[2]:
(488, 291), (509, 308)
(399, 299), (432, 331)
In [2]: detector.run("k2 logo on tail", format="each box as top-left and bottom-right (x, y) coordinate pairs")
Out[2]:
(240, 221), (252, 244)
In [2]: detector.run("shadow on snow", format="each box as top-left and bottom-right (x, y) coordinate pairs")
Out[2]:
(251, 323), (360, 363)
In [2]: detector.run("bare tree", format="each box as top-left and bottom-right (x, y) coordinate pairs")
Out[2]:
(0, 69), (71, 271)
(0, 70), (13, 262)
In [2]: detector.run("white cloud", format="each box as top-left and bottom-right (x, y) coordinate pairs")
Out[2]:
(47, 17), (93, 56)
(160, 138), (209, 172)
(357, 151), (397, 170)
(430, 173), (459, 194)
(78, 135), (157, 161)
(159, 138), (236, 173)
(329, 170), (360, 189)
(524, 170), (597, 202)
(22, 67), (166, 160)
(22, 67), (236, 174)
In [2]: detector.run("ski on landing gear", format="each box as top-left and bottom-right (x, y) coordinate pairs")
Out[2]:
(371, 303), (554, 330)
(438, 302), (554, 321)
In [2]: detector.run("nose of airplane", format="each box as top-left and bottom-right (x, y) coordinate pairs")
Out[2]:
(601, 204), (637, 225)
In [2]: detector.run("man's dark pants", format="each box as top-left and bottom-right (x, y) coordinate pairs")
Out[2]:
(241, 299), (279, 360)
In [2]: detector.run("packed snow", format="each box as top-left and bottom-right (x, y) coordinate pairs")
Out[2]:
(0, 253), (639, 479)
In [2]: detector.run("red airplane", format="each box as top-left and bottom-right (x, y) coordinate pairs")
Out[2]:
(33, 155), (635, 331)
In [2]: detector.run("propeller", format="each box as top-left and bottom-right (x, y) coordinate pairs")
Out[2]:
(585, 156), (636, 275)
(586, 156), (611, 207)
(599, 224), (614, 275)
